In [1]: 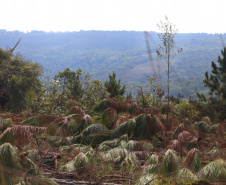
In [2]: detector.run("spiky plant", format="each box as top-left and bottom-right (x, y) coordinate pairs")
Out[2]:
(152, 136), (165, 148)
(0, 118), (12, 133)
(120, 140), (138, 151)
(110, 119), (136, 139)
(100, 108), (117, 129)
(196, 159), (226, 180)
(74, 114), (94, 134)
(0, 143), (21, 170)
(146, 154), (159, 165)
(27, 149), (39, 160)
(108, 98), (131, 112)
(134, 114), (149, 139)
(183, 148), (201, 172)
(60, 144), (93, 153)
(47, 116), (77, 136)
(137, 174), (158, 185)
(81, 124), (110, 138)
(167, 140), (180, 153)
(65, 152), (89, 172)
(139, 141), (154, 152)
(104, 148), (129, 163)
(79, 124), (111, 146)
(177, 131), (194, 144)
(123, 153), (138, 168)
(160, 149), (180, 174)
(177, 168), (196, 182)
(110, 114), (130, 129)
(174, 123), (185, 135)
(94, 99), (109, 112)
(20, 155), (39, 176)
(0, 125), (33, 148)
(195, 121), (210, 133)
(65, 106), (85, 116)
(201, 116), (211, 124)
(143, 164), (160, 175)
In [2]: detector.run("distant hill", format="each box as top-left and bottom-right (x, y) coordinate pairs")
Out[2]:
(0, 29), (225, 98)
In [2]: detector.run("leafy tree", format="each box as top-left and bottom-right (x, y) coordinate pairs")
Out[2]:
(54, 68), (90, 101)
(0, 48), (42, 112)
(156, 16), (182, 124)
(198, 47), (226, 99)
(104, 71), (125, 98)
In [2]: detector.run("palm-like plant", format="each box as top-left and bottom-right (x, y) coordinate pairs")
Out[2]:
(196, 159), (226, 180)
(183, 148), (201, 172)
(65, 152), (89, 172)
(110, 118), (136, 139)
(100, 108), (117, 129)
(160, 149), (180, 174)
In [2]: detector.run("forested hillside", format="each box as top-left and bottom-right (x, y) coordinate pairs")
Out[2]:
(0, 29), (225, 97)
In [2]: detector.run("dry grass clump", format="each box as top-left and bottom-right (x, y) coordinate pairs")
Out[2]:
(183, 148), (201, 172)
(0, 125), (46, 148)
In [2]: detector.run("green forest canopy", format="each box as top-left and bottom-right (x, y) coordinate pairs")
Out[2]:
(0, 30), (226, 97)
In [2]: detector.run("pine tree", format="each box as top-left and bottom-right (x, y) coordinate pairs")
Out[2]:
(201, 47), (226, 99)
(104, 72), (125, 98)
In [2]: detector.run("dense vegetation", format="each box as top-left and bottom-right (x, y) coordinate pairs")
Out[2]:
(0, 30), (226, 97)
(0, 32), (225, 184)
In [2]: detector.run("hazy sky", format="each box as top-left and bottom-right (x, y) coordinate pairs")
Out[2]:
(0, 0), (225, 33)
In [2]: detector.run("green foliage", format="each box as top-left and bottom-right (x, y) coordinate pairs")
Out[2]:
(100, 108), (117, 129)
(134, 114), (149, 139)
(65, 152), (89, 172)
(0, 118), (12, 133)
(201, 47), (226, 99)
(177, 168), (196, 182)
(146, 154), (159, 166)
(160, 149), (180, 174)
(0, 48), (43, 112)
(98, 134), (128, 151)
(174, 100), (200, 121)
(94, 99), (109, 112)
(104, 71), (125, 98)
(196, 159), (226, 180)
(21, 116), (43, 126)
(110, 119), (136, 139)
(0, 143), (21, 170)
(81, 124), (110, 138)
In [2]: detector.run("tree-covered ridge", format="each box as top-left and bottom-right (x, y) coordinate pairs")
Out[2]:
(0, 30), (226, 97)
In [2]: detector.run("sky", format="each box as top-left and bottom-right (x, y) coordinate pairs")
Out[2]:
(0, 0), (226, 33)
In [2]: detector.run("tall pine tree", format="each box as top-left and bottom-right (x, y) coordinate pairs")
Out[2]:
(104, 72), (125, 98)
(200, 47), (226, 99)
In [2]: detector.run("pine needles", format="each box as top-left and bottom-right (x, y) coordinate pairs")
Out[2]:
(196, 159), (226, 180)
